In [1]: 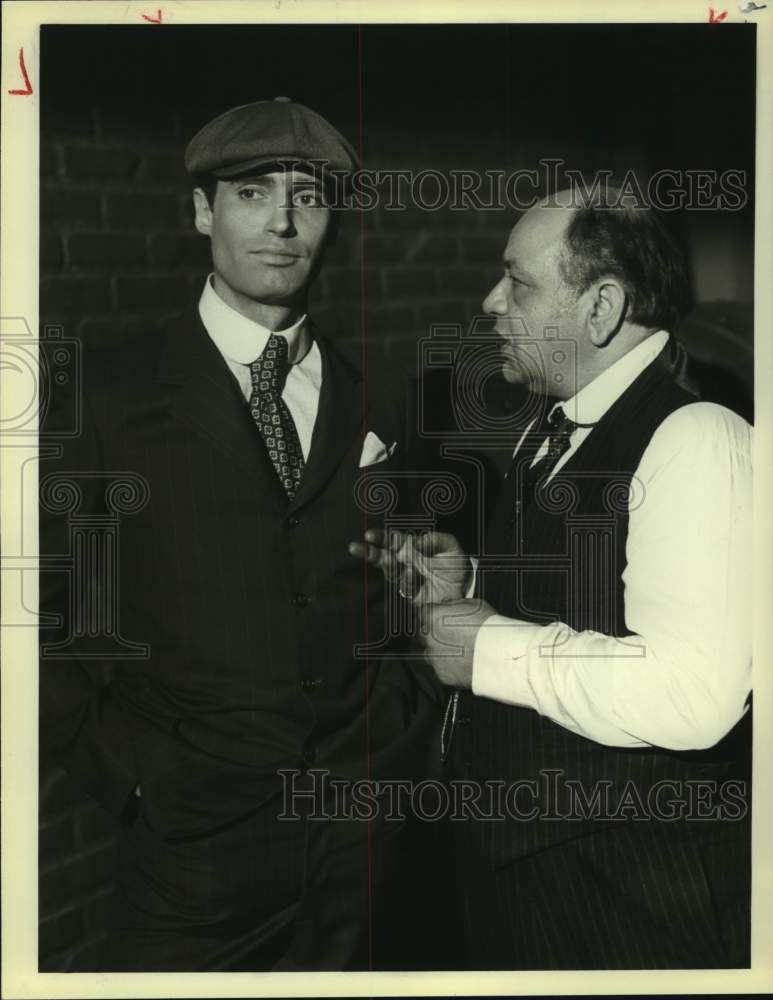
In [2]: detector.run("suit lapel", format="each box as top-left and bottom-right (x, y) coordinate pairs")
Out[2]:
(289, 333), (365, 512)
(156, 310), (287, 507)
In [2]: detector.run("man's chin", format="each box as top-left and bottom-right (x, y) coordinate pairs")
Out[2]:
(239, 279), (306, 307)
(501, 360), (530, 386)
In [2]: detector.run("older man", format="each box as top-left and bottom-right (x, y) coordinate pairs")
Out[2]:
(355, 189), (752, 969)
(40, 98), (438, 971)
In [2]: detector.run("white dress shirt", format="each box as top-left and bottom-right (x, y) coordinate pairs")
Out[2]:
(198, 275), (322, 459)
(472, 331), (753, 752)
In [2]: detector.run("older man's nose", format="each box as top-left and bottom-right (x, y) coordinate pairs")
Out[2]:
(483, 277), (508, 316)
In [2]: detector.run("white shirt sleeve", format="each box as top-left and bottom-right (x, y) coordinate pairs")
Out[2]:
(472, 402), (752, 751)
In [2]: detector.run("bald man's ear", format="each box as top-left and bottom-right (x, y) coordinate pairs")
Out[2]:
(193, 188), (213, 237)
(585, 279), (628, 347)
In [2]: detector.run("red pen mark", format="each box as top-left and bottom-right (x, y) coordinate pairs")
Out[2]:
(141, 9), (163, 23)
(8, 47), (33, 96)
(709, 6), (729, 20)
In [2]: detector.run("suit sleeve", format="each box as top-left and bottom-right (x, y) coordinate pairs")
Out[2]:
(39, 371), (139, 820)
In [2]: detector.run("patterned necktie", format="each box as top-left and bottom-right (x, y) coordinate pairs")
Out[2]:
(248, 334), (305, 500)
(523, 405), (578, 504)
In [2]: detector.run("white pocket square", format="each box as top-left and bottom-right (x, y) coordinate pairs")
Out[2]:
(359, 431), (397, 467)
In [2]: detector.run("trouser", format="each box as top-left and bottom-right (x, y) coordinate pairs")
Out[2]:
(101, 784), (406, 971)
(453, 816), (751, 970)
(447, 720), (751, 970)
(447, 748), (751, 970)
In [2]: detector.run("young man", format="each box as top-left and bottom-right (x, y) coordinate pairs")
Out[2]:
(40, 98), (436, 971)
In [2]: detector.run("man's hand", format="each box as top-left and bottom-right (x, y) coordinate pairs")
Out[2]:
(418, 597), (496, 688)
(348, 529), (473, 604)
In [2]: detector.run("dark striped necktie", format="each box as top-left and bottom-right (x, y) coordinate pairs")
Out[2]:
(248, 334), (305, 500)
(523, 405), (578, 501)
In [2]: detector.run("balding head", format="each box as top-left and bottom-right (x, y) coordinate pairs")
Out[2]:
(503, 190), (578, 282)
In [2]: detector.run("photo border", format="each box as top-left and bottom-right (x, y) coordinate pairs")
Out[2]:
(2, 1), (771, 996)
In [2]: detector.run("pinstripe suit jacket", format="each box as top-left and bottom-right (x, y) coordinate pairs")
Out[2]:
(40, 309), (437, 842)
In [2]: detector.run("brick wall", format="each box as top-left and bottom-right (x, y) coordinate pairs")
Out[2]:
(38, 100), (754, 969)
(38, 763), (120, 970)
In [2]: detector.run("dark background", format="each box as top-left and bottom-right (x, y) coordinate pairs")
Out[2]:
(39, 22), (755, 970)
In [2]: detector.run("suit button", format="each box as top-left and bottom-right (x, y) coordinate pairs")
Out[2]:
(457, 715), (470, 726)
(287, 514), (301, 529)
(300, 676), (319, 692)
(293, 592), (309, 608)
(303, 744), (317, 763)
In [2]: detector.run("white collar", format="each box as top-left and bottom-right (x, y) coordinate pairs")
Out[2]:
(198, 274), (312, 367)
(556, 330), (670, 425)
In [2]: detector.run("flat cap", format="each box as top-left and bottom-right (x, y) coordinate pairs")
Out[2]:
(184, 97), (360, 178)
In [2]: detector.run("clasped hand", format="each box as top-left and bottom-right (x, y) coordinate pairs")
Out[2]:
(348, 529), (495, 688)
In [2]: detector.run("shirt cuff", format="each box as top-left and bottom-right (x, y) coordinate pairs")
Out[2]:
(471, 614), (541, 708)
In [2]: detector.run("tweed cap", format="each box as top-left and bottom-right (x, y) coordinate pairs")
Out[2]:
(184, 97), (360, 178)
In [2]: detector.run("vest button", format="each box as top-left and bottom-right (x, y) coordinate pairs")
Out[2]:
(292, 592), (309, 608)
(303, 744), (317, 764)
(287, 514), (301, 529)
